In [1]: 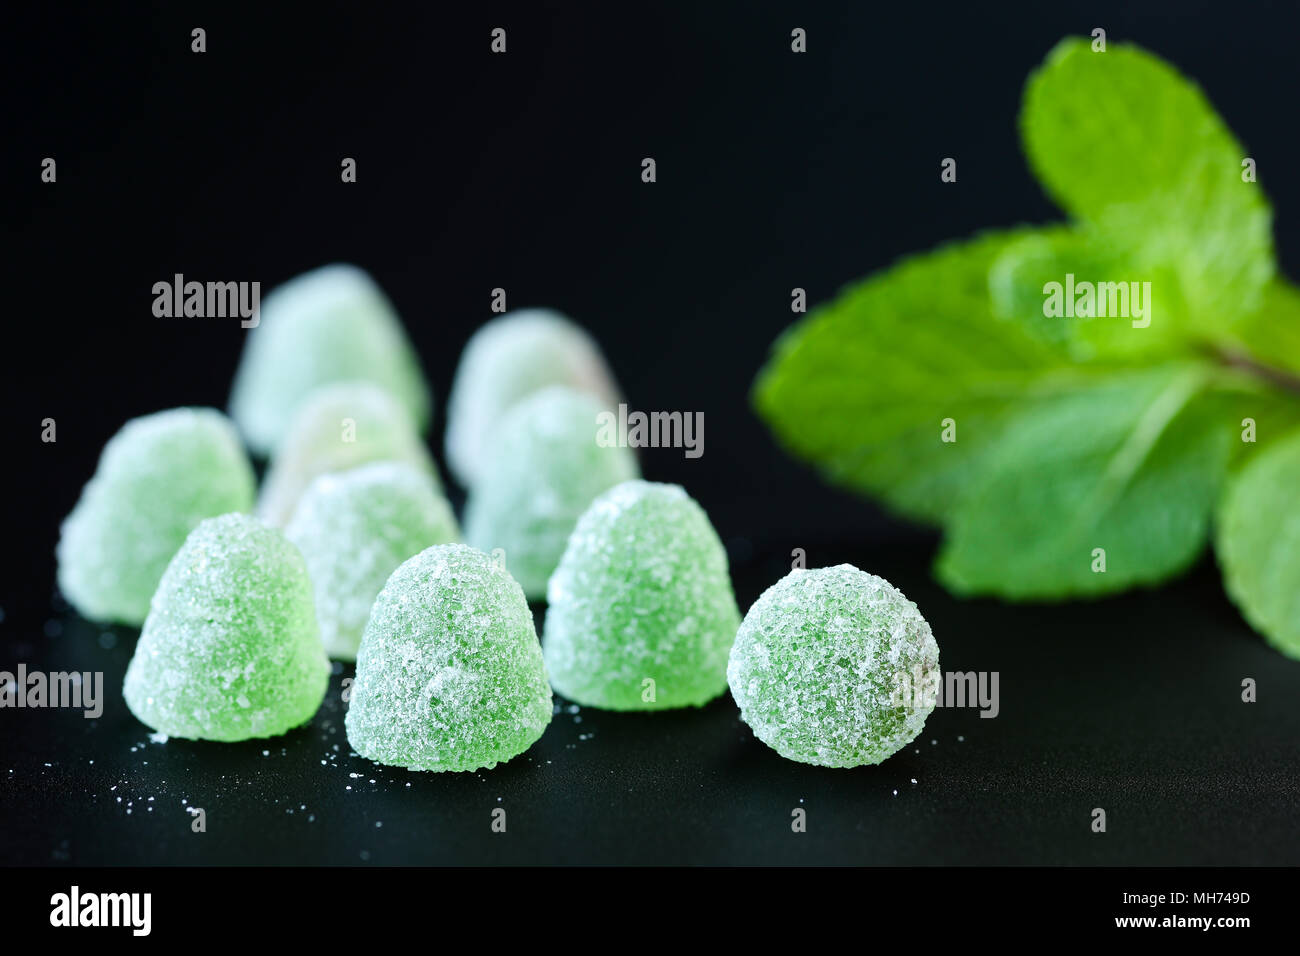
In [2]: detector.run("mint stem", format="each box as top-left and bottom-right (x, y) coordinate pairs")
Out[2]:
(1212, 347), (1300, 397)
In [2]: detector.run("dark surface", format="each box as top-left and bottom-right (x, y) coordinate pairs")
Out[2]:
(3, 543), (1298, 866)
(6, 2), (1300, 866)
(12, 1), (1300, 550)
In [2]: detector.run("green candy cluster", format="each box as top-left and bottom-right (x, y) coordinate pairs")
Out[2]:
(229, 263), (430, 457)
(57, 408), (255, 626)
(345, 544), (553, 772)
(285, 462), (460, 661)
(123, 513), (329, 741)
(258, 381), (438, 525)
(543, 480), (740, 710)
(60, 273), (949, 773)
(444, 309), (620, 487)
(727, 565), (939, 767)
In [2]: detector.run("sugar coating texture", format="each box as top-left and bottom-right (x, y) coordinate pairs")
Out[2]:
(285, 462), (460, 661)
(57, 408), (256, 626)
(445, 309), (621, 488)
(229, 264), (430, 457)
(258, 381), (438, 526)
(123, 513), (329, 741)
(345, 544), (553, 772)
(464, 387), (639, 599)
(727, 565), (939, 767)
(543, 481), (740, 710)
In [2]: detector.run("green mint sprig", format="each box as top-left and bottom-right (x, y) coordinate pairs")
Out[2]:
(754, 37), (1300, 658)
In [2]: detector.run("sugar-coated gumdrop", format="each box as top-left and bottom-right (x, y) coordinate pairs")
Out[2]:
(123, 513), (329, 741)
(229, 264), (430, 456)
(285, 462), (460, 661)
(444, 309), (620, 487)
(727, 565), (940, 767)
(258, 381), (438, 526)
(57, 408), (256, 626)
(345, 544), (553, 772)
(543, 481), (740, 710)
(464, 386), (638, 598)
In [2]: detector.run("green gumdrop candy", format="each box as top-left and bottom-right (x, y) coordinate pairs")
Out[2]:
(258, 381), (438, 525)
(229, 264), (431, 457)
(444, 309), (620, 487)
(285, 462), (460, 661)
(543, 480), (740, 710)
(464, 386), (638, 598)
(345, 544), (553, 771)
(57, 408), (256, 626)
(123, 513), (329, 741)
(727, 565), (940, 767)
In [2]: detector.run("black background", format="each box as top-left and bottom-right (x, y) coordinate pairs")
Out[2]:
(4, 1), (1300, 867)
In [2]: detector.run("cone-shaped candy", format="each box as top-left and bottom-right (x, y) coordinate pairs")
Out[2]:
(57, 408), (255, 626)
(123, 513), (329, 741)
(543, 480), (741, 710)
(444, 309), (620, 487)
(229, 263), (431, 456)
(345, 544), (553, 771)
(258, 381), (437, 526)
(464, 387), (638, 599)
(285, 462), (460, 661)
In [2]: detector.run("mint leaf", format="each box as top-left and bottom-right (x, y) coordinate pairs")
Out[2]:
(987, 227), (1090, 347)
(1020, 38), (1273, 348)
(1216, 429), (1300, 658)
(753, 35), (1300, 650)
(988, 226), (1190, 358)
(1021, 37), (1266, 231)
(936, 365), (1230, 598)
(754, 229), (1092, 525)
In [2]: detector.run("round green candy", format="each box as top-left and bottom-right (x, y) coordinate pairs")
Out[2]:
(57, 408), (256, 626)
(229, 263), (431, 457)
(345, 544), (553, 772)
(464, 386), (638, 599)
(543, 480), (740, 710)
(444, 309), (620, 487)
(123, 513), (329, 741)
(285, 462), (460, 661)
(258, 381), (438, 526)
(727, 565), (940, 767)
